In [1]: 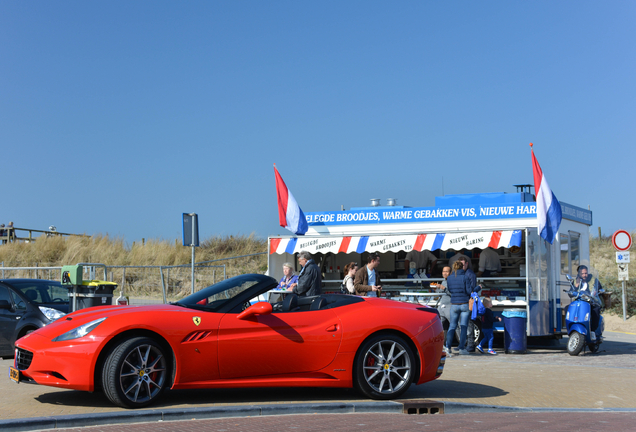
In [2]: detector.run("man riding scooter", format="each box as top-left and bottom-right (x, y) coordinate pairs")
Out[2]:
(574, 265), (604, 340)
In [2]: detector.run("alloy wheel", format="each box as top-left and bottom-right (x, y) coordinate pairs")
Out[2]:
(362, 339), (412, 394)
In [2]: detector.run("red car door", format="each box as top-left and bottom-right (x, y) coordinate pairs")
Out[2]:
(217, 308), (342, 379)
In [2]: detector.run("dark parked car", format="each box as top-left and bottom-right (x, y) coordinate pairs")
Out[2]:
(0, 279), (68, 357)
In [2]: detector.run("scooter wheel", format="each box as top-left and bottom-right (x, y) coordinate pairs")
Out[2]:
(567, 331), (585, 356)
(588, 343), (599, 353)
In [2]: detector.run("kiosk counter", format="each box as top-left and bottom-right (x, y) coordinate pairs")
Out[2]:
(268, 191), (593, 338)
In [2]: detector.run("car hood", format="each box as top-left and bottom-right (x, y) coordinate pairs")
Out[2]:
(30, 304), (182, 339)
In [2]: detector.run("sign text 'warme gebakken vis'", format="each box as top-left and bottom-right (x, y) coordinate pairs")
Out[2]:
(305, 203), (538, 226)
(304, 201), (592, 227)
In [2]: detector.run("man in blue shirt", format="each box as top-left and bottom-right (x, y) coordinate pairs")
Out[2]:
(354, 253), (382, 296)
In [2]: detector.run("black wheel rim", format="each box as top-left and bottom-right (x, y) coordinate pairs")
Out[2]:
(119, 344), (167, 404)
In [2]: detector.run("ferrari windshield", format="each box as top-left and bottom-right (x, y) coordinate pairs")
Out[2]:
(175, 274), (276, 312)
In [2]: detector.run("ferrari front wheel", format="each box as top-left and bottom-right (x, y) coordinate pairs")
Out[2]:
(102, 337), (169, 408)
(354, 334), (415, 400)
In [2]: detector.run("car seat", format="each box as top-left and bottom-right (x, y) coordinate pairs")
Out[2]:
(25, 290), (38, 302)
(310, 297), (326, 311)
(282, 293), (298, 312)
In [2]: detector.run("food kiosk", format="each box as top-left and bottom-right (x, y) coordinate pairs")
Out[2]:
(267, 190), (592, 337)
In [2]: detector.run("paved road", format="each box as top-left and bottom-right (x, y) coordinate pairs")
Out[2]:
(1, 331), (635, 426)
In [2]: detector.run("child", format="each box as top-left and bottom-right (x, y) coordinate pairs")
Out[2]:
(476, 297), (501, 355)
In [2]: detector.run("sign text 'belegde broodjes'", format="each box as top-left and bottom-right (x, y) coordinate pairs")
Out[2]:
(305, 203), (537, 225)
(304, 202), (592, 226)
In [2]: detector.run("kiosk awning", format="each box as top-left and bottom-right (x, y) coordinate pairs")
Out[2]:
(270, 230), (523, 255)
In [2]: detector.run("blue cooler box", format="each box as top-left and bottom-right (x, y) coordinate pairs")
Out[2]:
(502, 309), (527, 354)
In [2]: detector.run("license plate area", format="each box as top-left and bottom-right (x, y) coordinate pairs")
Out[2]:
(9, 366), (20, 383)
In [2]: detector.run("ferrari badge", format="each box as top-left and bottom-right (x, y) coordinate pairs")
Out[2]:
(192, 316), (201, 326)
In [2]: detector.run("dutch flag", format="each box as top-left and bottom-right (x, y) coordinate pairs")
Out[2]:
(274, 164), (308, 235)
(531, 144), (562, 244)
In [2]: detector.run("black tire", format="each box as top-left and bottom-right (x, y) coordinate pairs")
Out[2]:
(102, 337), (169, 408)
(354, 334), (415, 400)
(567, 331), (585, 356)
(467, 320), (482, 351)
(588, 342), (600, 353)
(453, 320), (482, 348)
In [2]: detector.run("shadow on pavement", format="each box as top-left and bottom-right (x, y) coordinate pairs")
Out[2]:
(402, 379), (507, 400)
(162, 387), (364, 406)
(31, 380), (506, 409)
(35, 390), (114, 408)
(34, 387), (364, 409)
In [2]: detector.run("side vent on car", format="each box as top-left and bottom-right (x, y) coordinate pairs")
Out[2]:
(182, 331), (212, 343)
(416, 307), (440, 317)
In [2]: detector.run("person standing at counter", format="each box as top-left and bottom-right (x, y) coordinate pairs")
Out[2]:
(444, 261), (473, 356)
(278, 262), (298, 291)
(404, 249), (437, 276)
(460, 257), (479, 293)
(341, 262), (358, 294)
(477, 247), (502, 277)
(449, 249), (472, 271)
(460, 256), (481, 352)
(434, 266), (452, 330)
(354, 253), (382, 296)
(293, 251), (322, 296)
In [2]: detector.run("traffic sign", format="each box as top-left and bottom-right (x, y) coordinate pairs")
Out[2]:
(618, 263), (629, 281)
(612, 230), (632, 251)
(616, 251), (631, 263)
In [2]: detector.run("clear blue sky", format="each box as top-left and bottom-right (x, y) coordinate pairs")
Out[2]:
(2, 1), (634, 243)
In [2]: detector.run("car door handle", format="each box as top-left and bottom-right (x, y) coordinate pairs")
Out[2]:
(325, 324), (338, 332)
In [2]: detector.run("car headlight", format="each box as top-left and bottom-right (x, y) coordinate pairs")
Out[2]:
(39, 306), (66, 322)
(52, 317), (107, 342)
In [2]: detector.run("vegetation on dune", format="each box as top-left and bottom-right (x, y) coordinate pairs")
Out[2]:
(590, 232), (636, 317)
(0, 234), (267, 268)
(0, 232), (633, 314)
(0, 234), (268, 299)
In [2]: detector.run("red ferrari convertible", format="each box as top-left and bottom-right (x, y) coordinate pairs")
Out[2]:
(11, 274), (445, 408)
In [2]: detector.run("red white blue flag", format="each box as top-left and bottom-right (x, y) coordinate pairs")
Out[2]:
(531, 144), (562, 244)
(274, 165), (308, 235)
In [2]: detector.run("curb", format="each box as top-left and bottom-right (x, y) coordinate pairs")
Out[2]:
(444, 402), (636, 414)
(3, 401), (636, 432)
(0, 401), (404, 432)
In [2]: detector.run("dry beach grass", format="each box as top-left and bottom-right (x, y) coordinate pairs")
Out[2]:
(0, 234), (267, 299)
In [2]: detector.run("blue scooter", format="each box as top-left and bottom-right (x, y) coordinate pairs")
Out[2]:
(564, 274), (604, 356)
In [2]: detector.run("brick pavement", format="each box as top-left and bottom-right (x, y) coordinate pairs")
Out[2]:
(1, 331), (635, 422)
(41, 412), (636, 432)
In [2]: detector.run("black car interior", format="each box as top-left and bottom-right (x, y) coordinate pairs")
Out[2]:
(273, 293), (363, 313)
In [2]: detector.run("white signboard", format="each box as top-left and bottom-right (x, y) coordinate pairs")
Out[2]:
(612, 230), (632, 251)
(616, 251), (631, 263)
(618, 263), (629, 281)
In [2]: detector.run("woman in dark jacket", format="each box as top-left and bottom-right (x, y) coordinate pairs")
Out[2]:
(444, 261), (473, 356)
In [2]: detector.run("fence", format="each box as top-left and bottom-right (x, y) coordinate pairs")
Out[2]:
(0, 227), (85, 244)
(0, 252), (267, 306)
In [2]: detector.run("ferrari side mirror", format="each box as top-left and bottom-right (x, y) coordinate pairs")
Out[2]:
(237, 301), (273, 320)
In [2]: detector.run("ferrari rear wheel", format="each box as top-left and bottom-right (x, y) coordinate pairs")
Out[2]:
(102, 337), (169, 408)
(354, 334), (415, 400)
